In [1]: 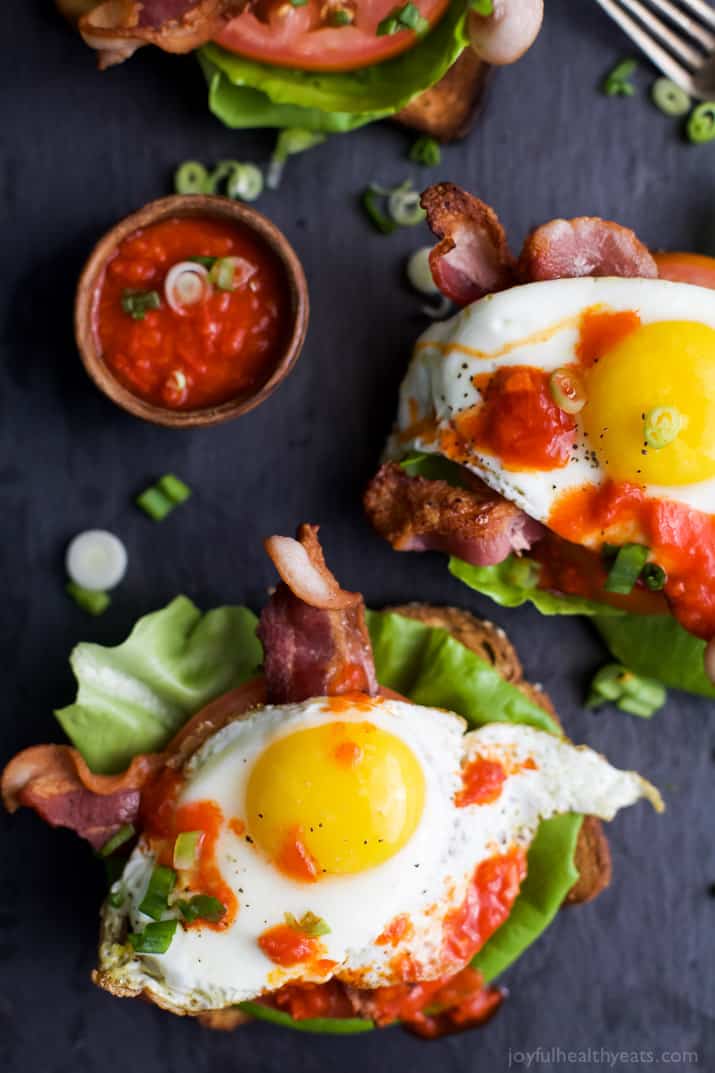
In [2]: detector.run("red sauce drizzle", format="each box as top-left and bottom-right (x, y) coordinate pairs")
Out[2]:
(94, 216), (290, 410)
(277, 824), (320, 883)
(376, 914), (413, 947)
(577, 307), (641, 368)
(258, 923), (325, 968)
(456, 366), (576, 471)
(548, 480), (715, 638)
(443, 848), (527, 966)
(455, 758), (507, 807)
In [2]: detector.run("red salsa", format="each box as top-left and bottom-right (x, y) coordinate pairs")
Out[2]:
(94, 216), (291, 410)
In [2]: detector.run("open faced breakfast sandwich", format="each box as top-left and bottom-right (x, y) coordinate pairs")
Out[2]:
(2, 525), (660, 1037)
(365, 183), (715, 699)
(55, 1), (542, 140)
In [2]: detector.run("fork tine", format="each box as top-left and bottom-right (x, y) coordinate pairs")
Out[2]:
(648, 0), (715, 51)
(677, 0), (715, 32)
(593, 0), (698, 91)
(621, 0), (706, 66)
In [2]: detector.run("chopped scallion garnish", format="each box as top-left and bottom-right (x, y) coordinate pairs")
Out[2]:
(362, 187), (398, 234)
(121, 289), (161, 321)
(268, 129), (327, 190)
(644, 406), (682, 450)
(470, 0), (493, 12)
(177, 895), (227, 924)
(603, 544), (650, 595)
(641, 562), (667, 591)
(108, 885), (125, 909)
(586, 663), (666, 718)
(687, 101), (715, 144)
(138, 866), (176, 921)
(602, 58), (638, 97)
(174, 161), (209, 195)
(285, 911), (331, 937)
(651, 78), (691, 117)
(549, 367), (586, 414)
(408, 136), (441, 167)
(226, 164), (264, 203)
(505, 557), (541, 591)
(388, 181), (426, 226)
(136, 475), (192, 521)
(99, 823), (136, 858)
(290, 0), (308, 5)
(327, 7), (353, 25)
(377, 1), (428, 34)
(189, 256), (218, 269)
(173, 831), (202, 870)
(66, 582), (110, 616)
(128, 919), (178, 954)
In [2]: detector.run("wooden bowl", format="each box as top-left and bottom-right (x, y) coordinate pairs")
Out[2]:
(75, 195), (309, 428)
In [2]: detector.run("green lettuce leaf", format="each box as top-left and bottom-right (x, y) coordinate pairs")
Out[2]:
(238, 1002), (374, 1033)
(594, 613), (715, 699)
(198, 0), (469, 132)
(55, 597), (262, 773)
(449, 556), (627, 617)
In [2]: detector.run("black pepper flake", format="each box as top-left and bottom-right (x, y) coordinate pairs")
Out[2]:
(245, 835), (254, 844)
(708, 883), (715, 898)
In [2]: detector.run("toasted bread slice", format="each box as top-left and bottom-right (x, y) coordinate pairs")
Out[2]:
(385, 603), (612, 905)
(394, 50), (491, 142)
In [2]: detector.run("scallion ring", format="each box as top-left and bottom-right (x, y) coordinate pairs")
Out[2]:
(586, 663), (666, 717)
(268, 129), (326, 190)
(99, 823), (135, 858)
(643, 406), (683, 450)
(128, 919), (178, 954)
(651, 78), (691, 117)
(362, 187), (398, 234)
(409, 135), (441, 167)
(173, 831), (203, 870)
(138, 865), (176, 921)
(406, 246), (439, 295)
(165, 261), (211, 313)
(549, 367), (586, 415)
(641, 562), (667, 591)
(388, 182), (426, 227)
(66, 582), (110, 616)
(174, 161), (209, 195)
(687, 101), (715, 144)
(470, 0), (493, 12)
(603, 58), (637, 97)
(603, 543), (650, 595)
(204, 160), (241, 195)
(225, 163), (264, 202)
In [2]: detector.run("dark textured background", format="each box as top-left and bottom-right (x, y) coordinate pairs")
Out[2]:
(1, 2), (714, 1071)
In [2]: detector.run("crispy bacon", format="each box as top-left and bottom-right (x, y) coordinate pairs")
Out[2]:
(421, 183), (517, 306)
(364, 463), (543, 567)
(1, 746), (162, 850)
(518, 217), (658, 282)
(78, 0), (244, 69)
(258, 524), (378, 704)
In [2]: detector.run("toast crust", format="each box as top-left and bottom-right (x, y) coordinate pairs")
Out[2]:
(385, 603), (612, 905)
(394, 50), (491, 142)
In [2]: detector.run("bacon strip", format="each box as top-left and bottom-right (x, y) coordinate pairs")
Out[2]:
(258, 525), (378, 704)
(1, 746), (163, 850)
(421, 183), (517, 306)
(78, 0), (244, 69)
(364, 463), (543, 567)
(519, 217), (658, 282)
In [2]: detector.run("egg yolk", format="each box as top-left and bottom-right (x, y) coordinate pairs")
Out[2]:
(582, 321), (715, 485)
(246, 721), (425, 877)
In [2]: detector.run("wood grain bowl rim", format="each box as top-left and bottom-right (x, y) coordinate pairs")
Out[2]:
(74, 194), (310, 429)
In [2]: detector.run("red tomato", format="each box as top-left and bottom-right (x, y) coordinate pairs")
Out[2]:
(214, 0), (451, 73)
(654, 251), (715, 290)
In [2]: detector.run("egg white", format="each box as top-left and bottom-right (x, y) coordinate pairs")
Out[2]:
(392, 277), (715, 524)
(97, 697), (660, 1013)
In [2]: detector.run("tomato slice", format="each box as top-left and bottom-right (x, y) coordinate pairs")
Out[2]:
(654, 251), (715, 290)
(213, 0), (451, 73)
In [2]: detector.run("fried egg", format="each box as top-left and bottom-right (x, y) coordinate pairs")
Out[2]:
(392, 277), (715, 542)
(97, 695), (660, 1013)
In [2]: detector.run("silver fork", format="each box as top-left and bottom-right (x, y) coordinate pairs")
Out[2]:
(594, 0), (715, 98)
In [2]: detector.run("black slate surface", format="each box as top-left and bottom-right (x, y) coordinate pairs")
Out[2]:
(1, 3), (714, 1072)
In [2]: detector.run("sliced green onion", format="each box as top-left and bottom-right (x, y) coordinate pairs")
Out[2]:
(290, 0), (308, 5)
(286, 911), (331, 937)
(406, 246), (439, 295)
(189, 255), (217, 268)
(157, 473), (192, 505)
(586, 663), (666, 718)
(165, 261), (210, 313)
(687, 101), (715, 144)
(268, 129), (327, 190)
(470, 0), (493, 11)
(128, 919), (178, 954)
(210, 257), (238, 292)
(121, 289), (161, 320)
(603, 58), (637, 97)
(651, 78), (691, 117)
(505, 557), (541, 591)
(99, 823), (135, 858)
(226, 163), (264, 203)
(328, 7), (353, 25)
(376, 10), (399, 33)
(108, 885), (125, 909)
(138, 866), (176, 921)
(204, 160), (241, 195)
(174, 161), (209, 195)
(66, 529), (127, 592)
(409, 136), (441, 167)
(549, 367), (586, 414)
(173, 831), (202, 870)
(362, 187), (398, 234)
(177, 895), (226, 924)
(388, 181), (426, 227)
(66, 582), (110, 616)
(603, 543), (650, 594)
(398, 1), (429, 33)
(644, 406), (683, 449)
(641, 562), (667, 591)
